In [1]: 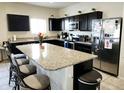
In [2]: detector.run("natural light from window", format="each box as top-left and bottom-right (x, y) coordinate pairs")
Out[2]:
(30, 18), (47, 34)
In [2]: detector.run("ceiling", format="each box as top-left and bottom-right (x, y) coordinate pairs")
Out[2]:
(24, 2), (78, 9)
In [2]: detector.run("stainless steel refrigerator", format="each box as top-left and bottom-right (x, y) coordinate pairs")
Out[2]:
(91, 17), (122, 76)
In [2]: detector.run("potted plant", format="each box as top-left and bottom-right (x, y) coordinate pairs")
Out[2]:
(38, 32), (44, 45)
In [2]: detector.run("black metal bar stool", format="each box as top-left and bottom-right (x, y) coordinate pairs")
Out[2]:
(7, 52), (37, 87)
(78, 70), (102, 90)
(12, 54), (50, 90)
(11, 54), (37, 89)
(5, 43), (32, 85)
(7, 54), (29, 85)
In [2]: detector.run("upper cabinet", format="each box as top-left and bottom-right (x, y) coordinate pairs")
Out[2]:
(79, 11), (103, 31)
(49, 11), (103, 31)
(79, 14), (88, 31)
(49, 18), (62, 31)
(87, 11), (103, 31)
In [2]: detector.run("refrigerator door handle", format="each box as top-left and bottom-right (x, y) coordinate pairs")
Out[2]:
(101, 29), (104, 50)
(95, 48), (100, 52)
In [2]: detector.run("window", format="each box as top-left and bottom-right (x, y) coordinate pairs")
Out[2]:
(30, 18), (46, 34)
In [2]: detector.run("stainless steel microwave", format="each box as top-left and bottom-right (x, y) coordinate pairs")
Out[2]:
(69, 22), (79, 31)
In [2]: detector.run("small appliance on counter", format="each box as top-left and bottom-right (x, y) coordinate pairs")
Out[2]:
(72, 35), (79, 42)
(60, 32), (69, 40)
(9, 35), (17, 41)
(79, 35), (91, 42)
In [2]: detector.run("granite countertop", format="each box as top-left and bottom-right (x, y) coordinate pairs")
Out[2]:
(9, 38), (92, 46)
(9, 38), (38, 44)
(9, 38), (59, 44)
(17, 43), (97, 70)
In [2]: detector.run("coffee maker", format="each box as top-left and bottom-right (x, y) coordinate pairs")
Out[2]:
(60, 32), (69, 39)
(79, 35), (90, 42)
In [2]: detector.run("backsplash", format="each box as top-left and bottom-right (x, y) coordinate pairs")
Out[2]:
(66, 31), (91, 37)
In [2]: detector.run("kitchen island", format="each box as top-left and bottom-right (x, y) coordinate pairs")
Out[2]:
(17, 43), (97, 90)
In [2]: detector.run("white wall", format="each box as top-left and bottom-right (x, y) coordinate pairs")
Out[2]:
(1, 2), (123, 42)
(0, 3), (59, 42)
(119, 3), (124, 79)
(59, 2), (123, 18)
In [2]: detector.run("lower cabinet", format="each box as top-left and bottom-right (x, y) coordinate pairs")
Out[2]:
(43, 40), (64, 47)
(44, 40), (92, 54)
(75, 43), (91, 53)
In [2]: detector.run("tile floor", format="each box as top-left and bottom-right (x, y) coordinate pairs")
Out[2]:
(0, 60), (12, 90)
(0, 60), (124, 90)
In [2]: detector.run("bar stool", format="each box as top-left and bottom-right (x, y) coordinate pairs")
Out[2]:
(0, 46), (4, 62)
(5, 47), (30, 84)
(18, 64), (36, 78)
(8, 53), (37, 87)
(12, 53), (37, 77)
(18, 74), (50, 90)
(12, 54), (50, 90)
(78, 70), (102, 90)
(6, 43), (29, 66)
(15, 58), (29, 66)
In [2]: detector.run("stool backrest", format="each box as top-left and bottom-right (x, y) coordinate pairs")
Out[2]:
(11, 54), (30, 88)
(5, 45), (14, 66)
(11, 54), (20, 67)
(6, 41), (13, 53)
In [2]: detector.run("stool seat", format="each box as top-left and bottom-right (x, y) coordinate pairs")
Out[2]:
(16, 58), (29, 66)
(79, 70), (102, 84)
(23, 74), (50, 90)
(19, 65), (36, 76)
(14, 54), (26, 59)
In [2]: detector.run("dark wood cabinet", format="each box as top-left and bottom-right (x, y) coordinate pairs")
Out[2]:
(79, 14), (88, 31)
(49, 11), (102, 31)
(61, 18), (65, 31)
(49, 18), (62, 31)
(68, 16), (79, 23)
(87, 11), (103, 31)
(43, 39), (64, 47)
(75, 43), (91, 53)
(79, 11), (103, 31)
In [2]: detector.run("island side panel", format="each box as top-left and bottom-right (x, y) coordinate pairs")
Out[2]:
(73, 59), (93, 90)
(31, 59), (73, 90)
(30, 59), (93, 90)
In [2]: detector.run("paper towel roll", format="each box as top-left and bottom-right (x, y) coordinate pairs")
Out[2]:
(13, 35), (16, 41)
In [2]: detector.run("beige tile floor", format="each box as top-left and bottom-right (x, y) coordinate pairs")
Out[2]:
(0, 60), (12, 90)
(0, 60), (124, 90)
